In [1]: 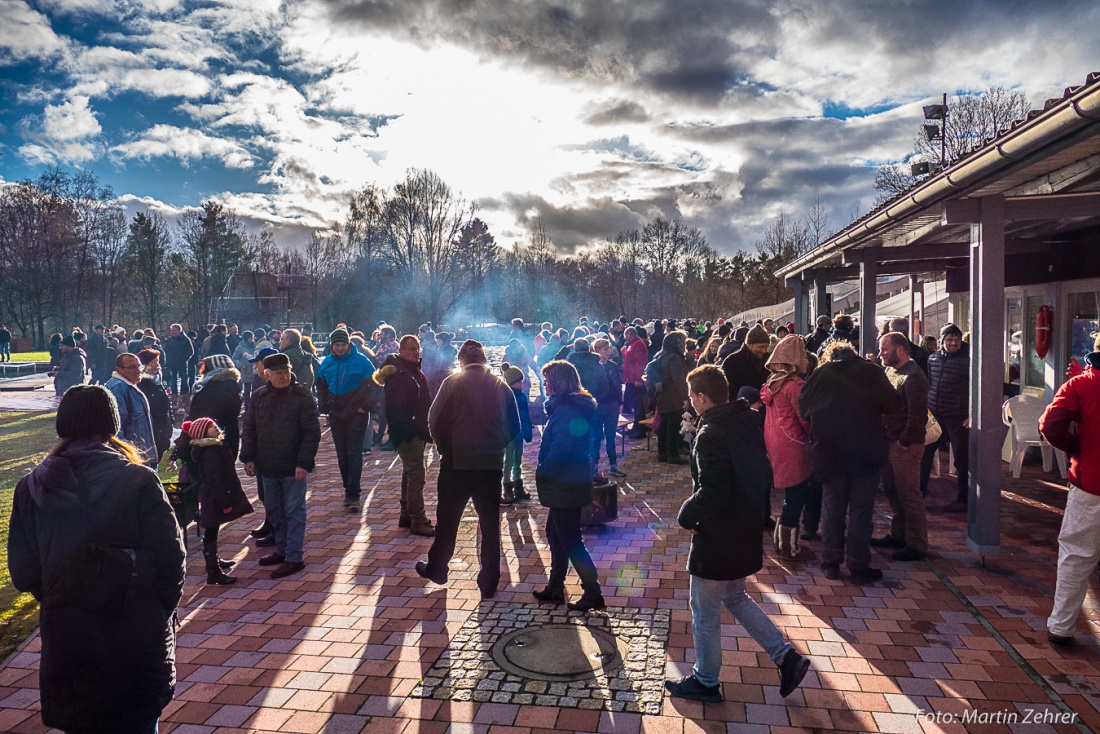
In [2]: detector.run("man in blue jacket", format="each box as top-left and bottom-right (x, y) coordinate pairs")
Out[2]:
(316, 328), (377, 513)
(103, 353), (157, 467)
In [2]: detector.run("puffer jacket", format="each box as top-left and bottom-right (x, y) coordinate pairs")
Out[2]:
(1040, 351), (1100, 496)
(239, 377), (321, 477)
(374, 354), (432, 445)
(927, 345), (970, 418)
(137, 374), (173, 460)
(54, 349), (87, 395)
(7, 439), (185, 733)
(677, 399), (771, 581)
(621, 338), (649, 385)
(188, 368), (243, 459)
(428, 363), (520, 470)
(188, 436), (254, 528)
(760, 376), (811, 490)
(316, 344), (377, 420)
(536, 392), (597, 509)
(798, 351), (904, 477)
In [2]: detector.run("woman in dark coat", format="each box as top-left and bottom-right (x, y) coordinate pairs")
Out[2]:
(7, 385), (186, 734)
(533, 360), (605, 612)
(188, 354), (243, 458)
(48, 332), (62, 370)
(137, 349), (174, 464)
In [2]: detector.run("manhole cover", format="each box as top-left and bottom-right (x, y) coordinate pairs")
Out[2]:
(492, 624), (626, 682)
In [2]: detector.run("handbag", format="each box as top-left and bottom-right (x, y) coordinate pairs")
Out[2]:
(924, 411), (942, 445)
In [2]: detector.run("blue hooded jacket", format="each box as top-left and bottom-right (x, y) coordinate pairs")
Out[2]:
(316, 343), (377, 418)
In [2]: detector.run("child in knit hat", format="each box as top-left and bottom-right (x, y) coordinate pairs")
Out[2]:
(176, 418), (253, 584)
(501, 363), (533, 504)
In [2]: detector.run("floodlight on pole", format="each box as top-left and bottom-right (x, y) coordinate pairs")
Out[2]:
(923, 124), (941, 142)
(922, 93), (949, 169)
(922, 104), (946, 120)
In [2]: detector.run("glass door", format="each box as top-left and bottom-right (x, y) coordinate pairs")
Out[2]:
(1066, 289), (1099, 369)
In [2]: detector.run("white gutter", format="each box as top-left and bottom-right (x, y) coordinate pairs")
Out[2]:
(777, 73), (1100, 278)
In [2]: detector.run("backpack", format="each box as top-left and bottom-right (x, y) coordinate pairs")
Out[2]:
(644, 353), (670, 396)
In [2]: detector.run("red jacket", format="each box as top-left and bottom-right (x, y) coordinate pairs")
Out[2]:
(1040, 353), (1100, 496)
(622, 338), (649, 385)
(760, 376), (812, 490)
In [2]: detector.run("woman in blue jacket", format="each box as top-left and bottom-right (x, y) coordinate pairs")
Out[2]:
(533, 360), (605, 611)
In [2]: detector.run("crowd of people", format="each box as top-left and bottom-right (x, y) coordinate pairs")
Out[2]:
(18, 303), (1055, 729)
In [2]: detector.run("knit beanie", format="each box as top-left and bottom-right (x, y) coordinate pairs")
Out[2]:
(188, 417), (219, 439)
(502, 365), (524, 386)
(204, 354), (234, 371)
(745, 324), (770, 345)
(940, 323), (963, 339)
(56, 385), (120, 439)
(457, 339), (487, 365)
(60, 335), (76, 348)
(329, 328), (350, 344)
(732, 326), (749, 344)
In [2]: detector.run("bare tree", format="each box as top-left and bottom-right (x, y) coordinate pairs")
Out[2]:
(126, 211), (172, 330)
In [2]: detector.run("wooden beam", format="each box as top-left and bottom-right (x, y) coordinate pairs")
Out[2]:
(845, 242), (969, 265)
(945, 191), (1100, 224)
(877, 259), (968, 276)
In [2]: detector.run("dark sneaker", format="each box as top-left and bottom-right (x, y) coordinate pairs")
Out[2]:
(347, 498), (361, 513)
(849, 567), (884, 585)
(943, 500), (968, 513)
(532, 586), (566, 604)
(415, 560), (447, 585)
(666, 456), (688, 465)
(257, 552), (285, 567)
(609, 466), (627, 478)
(800, 529), (819, 541)
(892, 546), (926, 562)
(249, 521), (272, 538)
(398, 515), (411, 528)
(379, 440), (395, 451)
(778, 649), (810, 697)
(821, 564), (840, 580)
(1048, 632), (1075, 646)
(255, 535), (276, 547)
(270, 561), (305, 579)
(870, 534), (905, 548)
(664, 674), (723, 703)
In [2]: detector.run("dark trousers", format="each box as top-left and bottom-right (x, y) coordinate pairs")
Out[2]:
(623, 384), (647, 427)
(545, 507), (601, 595)
(425, 458), (502, 595)
(330, 413), (368, 499)
(801, 479), (822, 533)
(920, 415), (969, 501)
(165, 364), (187, 395)
(242, 380), (255, 409)
(592, 407), (619, 469)
(778, 478), (812, 527)
(185, 362), (198, 393)
(820, 472), (879, 572)
(657, 411), (682, 459)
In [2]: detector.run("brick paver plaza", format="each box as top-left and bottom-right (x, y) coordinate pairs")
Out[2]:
(2, 429), (1099, 733)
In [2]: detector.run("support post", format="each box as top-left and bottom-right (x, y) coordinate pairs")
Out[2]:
(792, 280), (807, 336)
(908, 276), (917, 340)
(811, 272), (829, 323)
(968, 195), (1005, 558)
(859, 259), (878, 358)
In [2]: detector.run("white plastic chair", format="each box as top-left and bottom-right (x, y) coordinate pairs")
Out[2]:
(1002, 395), (1055, 478)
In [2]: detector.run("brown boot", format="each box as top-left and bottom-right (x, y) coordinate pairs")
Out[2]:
(780, 525), (801, 560)
(772, 521), (782, 553)
(410, 518), (435, 537)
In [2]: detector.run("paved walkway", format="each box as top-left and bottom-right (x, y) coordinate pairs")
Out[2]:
(1, 430), (1098, 734)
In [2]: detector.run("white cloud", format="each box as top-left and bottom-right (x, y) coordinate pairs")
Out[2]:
(17, 95), (102, 165)
(0, 1), (71, 63)
(111, 125), (256, 168)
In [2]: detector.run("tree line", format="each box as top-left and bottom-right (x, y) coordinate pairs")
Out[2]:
(0, 167), (828, 348)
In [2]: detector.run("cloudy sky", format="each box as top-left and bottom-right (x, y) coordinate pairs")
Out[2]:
(1, 0), (1096, 255)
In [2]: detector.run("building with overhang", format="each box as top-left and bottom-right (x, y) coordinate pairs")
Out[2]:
(776, 71), (1100, 559)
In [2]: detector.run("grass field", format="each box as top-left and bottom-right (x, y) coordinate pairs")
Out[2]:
(0, 411), (57, 661)
(8, 352), (50, 362)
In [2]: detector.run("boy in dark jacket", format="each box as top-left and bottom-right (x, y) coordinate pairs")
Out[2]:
(501, 365), (533, 504)
(666, 365), (810, 703)
(593, 338), (626, 478)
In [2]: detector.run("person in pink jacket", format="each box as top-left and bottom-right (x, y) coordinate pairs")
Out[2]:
(1039, 338), (1100, 646)
(760, 335), (813, 559)
(621, 327), (650, 438)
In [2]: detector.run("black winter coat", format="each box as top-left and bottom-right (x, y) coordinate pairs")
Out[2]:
(189, 437), (254, 528)
(7, 439), (185, 733)
(567, 351), (610, 403)
(798, 352), (904, 477)
(536, 392), (597, 509)
(927, 345), (969, 418)
(240, 378), (321, 477)
(378, 355), (432, 445)
(721, 346), (767, 397)
(678, 400), (770, 580)
(162, 334), (194, 367)
(188, 369), (243, 459)
(138, 375), (174, 460)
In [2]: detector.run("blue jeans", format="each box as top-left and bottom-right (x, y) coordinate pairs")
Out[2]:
(690, 575), (791, 687)
(261, 475), (307, 563)
(0, 343), (9, 361)
(592, 407), (619, 470)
